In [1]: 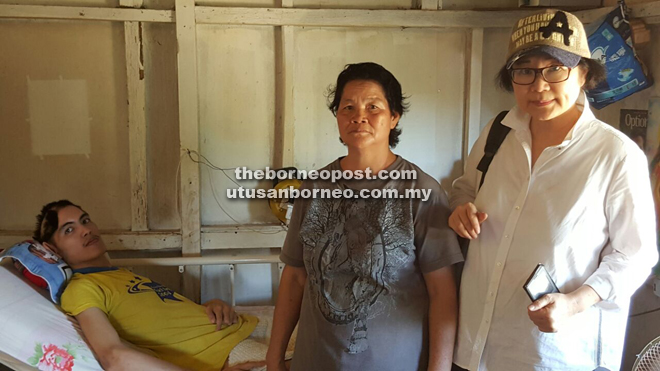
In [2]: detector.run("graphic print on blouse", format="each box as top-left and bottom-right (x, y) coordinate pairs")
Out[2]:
(300, 196), (413, 354)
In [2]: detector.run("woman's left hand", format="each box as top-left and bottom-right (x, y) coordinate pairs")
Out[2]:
(203, 299), (238, 331)
(527, 293), (578, 333)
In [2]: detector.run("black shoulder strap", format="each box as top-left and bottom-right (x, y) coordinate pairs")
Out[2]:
(476, 110), (510, 190)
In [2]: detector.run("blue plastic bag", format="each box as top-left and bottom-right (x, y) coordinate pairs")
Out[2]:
(586, 5), (652, 109)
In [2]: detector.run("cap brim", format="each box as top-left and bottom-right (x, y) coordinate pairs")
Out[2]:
(506, 45), (582, 69)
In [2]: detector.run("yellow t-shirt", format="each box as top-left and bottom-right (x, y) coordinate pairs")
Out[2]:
(60, 267), (257, 370)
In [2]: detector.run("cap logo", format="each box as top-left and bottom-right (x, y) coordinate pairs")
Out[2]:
(510, 10), (578, 49)
(506, 9), (590, 65)
(539, 11), (573, 46)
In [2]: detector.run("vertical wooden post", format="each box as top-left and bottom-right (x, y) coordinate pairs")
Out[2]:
(274, 0), (295, 168)
(419, 0), (441, 10)
(121, 0), (148, 232)
(175, 0), (202, 302)
(462, 28), (484, 166)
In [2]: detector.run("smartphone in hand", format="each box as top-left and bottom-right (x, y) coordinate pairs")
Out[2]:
(523, 263), (560, 302)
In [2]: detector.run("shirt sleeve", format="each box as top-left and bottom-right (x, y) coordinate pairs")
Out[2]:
(60, 276), (108, 316)
(414, 178), (465, 274)
(584, 144), (659, 309)
(280, 181), (312, 268)
(449, 118), (494, 210)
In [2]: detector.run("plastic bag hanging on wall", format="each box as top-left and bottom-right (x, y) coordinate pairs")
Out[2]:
(585, 1), (653, 109)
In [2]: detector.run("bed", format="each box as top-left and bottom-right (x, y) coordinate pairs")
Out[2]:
(0, 254), (294, 371)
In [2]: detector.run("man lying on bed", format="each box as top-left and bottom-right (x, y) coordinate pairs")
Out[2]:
(33, 200), (264, 371)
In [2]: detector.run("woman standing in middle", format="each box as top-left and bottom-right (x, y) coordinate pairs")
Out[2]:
(266, 62), (463, 371)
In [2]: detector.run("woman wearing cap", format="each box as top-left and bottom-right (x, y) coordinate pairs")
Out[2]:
(449, 9), (657, 371)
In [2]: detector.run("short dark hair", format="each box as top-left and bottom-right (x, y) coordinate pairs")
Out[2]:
(327, 62), (409, 148)
(33, 200), (83, 243)
(496, 57), (607, 92)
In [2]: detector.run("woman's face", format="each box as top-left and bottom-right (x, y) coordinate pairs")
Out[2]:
(511, 55), (586, 122)
(336, 80), (400, 151)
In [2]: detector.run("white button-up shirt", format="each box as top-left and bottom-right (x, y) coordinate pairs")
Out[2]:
(451, 94), (658, 371)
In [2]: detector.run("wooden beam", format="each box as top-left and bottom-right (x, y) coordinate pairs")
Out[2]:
(0, 225), (290, 251)
(644, 15), (660, 24)
(194, 6), (660, 28)
(112, 253), (281, 267)
(0, 4), (174, 22)
(630, 1), (660, 24)
(2, 3), (659, 27)
(121, 0), (148, 232)
(462, 28), (483, 165)
(574, 3), (660, 23)
(201, 226), (287, 250)
(630, 1), (660, 18)
(105, 231), (181, 250)
(0, 231), (181, 251)
(195, 7), (529, 28)
(175, 0), (202, 303)
(274, 0), (295, 168)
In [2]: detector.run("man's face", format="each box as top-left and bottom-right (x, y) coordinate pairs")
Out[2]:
(43, 206), (107, 268)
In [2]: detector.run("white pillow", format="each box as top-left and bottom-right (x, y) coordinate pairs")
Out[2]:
(0, 259), (102, 371)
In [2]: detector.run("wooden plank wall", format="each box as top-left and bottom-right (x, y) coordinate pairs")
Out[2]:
(1, 1), (659, 300)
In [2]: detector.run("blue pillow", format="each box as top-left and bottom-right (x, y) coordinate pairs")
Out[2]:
(0, 240), (73, 304)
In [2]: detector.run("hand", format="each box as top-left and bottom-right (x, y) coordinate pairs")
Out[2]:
(203, 299), (238, 331)
(224, 361), (267, 371)
(448, 202), (488, 239)
(265, 359), (288, 371)
(527, 293), (578, 333)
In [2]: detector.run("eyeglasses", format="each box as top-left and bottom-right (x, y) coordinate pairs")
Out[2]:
(509, 65), (572, 85)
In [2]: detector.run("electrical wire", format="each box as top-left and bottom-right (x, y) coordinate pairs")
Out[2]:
(206, 164), (285, 234)
(174, 150), (184, 226)
(186, 149), (242, 188)
(177, 148), (287, 234)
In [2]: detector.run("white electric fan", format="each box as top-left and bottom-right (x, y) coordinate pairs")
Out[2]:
(633, 335), (660, 371)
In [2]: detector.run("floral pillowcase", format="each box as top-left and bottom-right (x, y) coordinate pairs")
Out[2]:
(0, 259), (101, 371)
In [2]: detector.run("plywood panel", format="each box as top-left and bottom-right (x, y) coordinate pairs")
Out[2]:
(201, 248), (278, 305)
(293, 27), (466, 189)
(143, 23), (182, 230)
(0, 20), (130, 230)
(196, 25), (279, 225)
(479, 27), (516, 133)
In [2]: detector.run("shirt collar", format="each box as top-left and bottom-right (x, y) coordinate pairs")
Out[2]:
(501, 91), (595, 143)
(73, 266), (119, 274)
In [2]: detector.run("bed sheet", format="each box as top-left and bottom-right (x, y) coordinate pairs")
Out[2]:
(0, 260), (293, 371)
